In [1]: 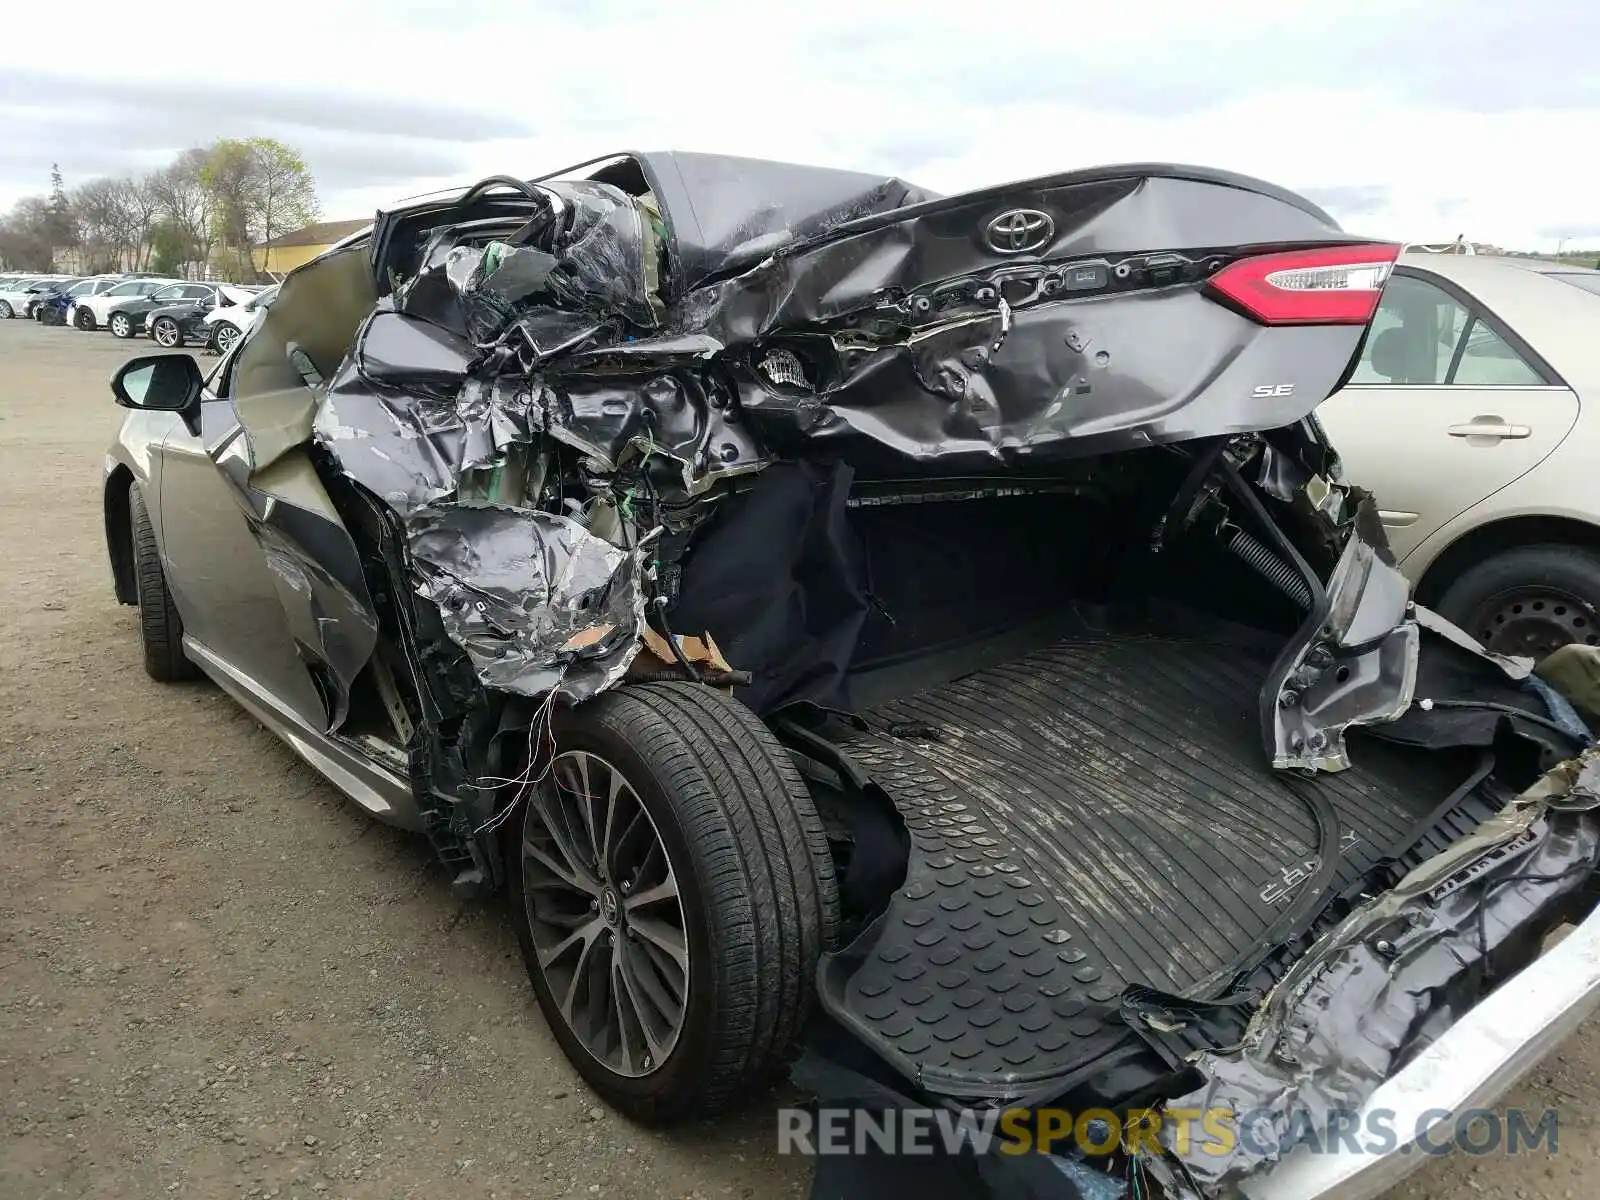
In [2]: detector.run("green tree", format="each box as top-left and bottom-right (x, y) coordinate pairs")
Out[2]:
(46, 164), (78, 264)
(202, 137), (320, 279)
(0, 138), (319, 278)
(201, 138), (256, 275)
(148, 218), (196, 277)
(249, 138), (319, 265)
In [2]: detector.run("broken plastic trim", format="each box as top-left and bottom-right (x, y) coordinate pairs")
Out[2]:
(1255, 485), (1419, 772)
(1160, 751), (1600, 1192)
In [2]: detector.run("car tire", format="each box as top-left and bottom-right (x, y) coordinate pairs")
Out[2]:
(510, 681), (838, 1124)
(0, 301), (12, 319)
(1435, 544), (1600, 659)
(212, 322), (242, 356)
(74, 307), (96, 330)
(109, 312), (134, 338)
(128, 482), (200, 683)
(152, 317), (182, 348)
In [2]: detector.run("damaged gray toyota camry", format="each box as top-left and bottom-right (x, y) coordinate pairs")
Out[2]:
(102, 152), (1600, 1199)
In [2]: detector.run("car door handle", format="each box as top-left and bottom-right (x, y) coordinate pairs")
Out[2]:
(1447, 418), (1531, 440)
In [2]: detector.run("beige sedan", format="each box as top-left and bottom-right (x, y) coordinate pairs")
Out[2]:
(1318, 252), (1600, 658)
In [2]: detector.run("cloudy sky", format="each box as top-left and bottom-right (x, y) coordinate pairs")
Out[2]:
(2, 0), (1596, 250)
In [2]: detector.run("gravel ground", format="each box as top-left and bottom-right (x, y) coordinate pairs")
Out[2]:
(1, 315), (1597, 1200)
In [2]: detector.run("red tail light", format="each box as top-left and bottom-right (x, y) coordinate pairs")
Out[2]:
(1205, 243), (1400, 326)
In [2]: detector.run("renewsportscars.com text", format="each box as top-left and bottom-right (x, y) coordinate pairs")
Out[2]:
(777, 1105), (1560, 1159)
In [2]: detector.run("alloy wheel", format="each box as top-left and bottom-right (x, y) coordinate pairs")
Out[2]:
(521, 750), (689, 1078)
(0, 301), (11, 319)
(110, 313), (130, 338)
(1473, 586), (1600, 658)
(153, 319), (180, 347)
(214, 324), (241, 355)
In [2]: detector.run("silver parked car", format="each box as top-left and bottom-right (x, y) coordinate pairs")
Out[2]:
(0, 274), (70, 318)
(100, 154), (1600, 1199)
(1319, 254), (1600, 659)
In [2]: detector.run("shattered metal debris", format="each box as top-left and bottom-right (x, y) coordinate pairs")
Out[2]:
(1163, 747), (1600, 1189)
(269, 157), (1384, 706)
(407, 504), (643, 702)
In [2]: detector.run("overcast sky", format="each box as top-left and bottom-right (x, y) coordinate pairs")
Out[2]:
(2, 0), (1596, 250)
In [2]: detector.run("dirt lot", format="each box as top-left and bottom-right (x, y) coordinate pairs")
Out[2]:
(1, 315), (1597, 1200)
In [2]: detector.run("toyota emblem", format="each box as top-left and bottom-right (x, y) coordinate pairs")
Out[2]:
(983, 208), (1054, 255)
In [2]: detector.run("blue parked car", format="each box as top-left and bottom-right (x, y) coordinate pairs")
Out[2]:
(37, 275), (125, 324)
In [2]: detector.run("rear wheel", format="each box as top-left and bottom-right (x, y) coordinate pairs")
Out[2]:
(109, 311), (134, 338)
(511, 682), (837, 1124)
(212, 321), (242, 355)
(1435, 544), (1600, 659)
(152, 317), (182, 347)
(129, 482), (199, 682)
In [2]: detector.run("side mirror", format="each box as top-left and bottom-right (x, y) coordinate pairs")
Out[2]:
(112, 354), (204, 414)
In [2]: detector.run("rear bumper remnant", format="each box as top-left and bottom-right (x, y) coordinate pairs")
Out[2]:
(1241, 899), (1600, 1200)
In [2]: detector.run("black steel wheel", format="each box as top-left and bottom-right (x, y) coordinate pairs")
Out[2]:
(74, 306), (96, 330)
(510, 682), (837, 1124)
(1436, 544), (1600, 659)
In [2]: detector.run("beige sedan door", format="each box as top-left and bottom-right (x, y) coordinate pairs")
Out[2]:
(1317, 269), (1578, 562)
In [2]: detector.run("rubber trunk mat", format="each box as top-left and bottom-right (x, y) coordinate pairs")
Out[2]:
(817, 633), (1466, 1098)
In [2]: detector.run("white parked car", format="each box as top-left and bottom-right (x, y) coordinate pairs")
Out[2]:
(0, 275), (71, 319)
(71, 277), (184, 331)
(203, 283), (278, 354)
(55, 275), (126, 310)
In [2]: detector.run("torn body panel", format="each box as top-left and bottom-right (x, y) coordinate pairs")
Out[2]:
(271, 157), (1403, 711)
(1162, 753), (1600, 1194)
(1264, 494), (1420, 771)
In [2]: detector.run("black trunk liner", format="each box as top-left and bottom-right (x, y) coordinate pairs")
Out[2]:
(817, 633), (1465, 1099)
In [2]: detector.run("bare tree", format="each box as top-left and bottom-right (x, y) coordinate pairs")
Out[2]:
(0, 197), (57, 270)
(112, 174), (162, 270)
(148, 149), (214, 276)
(2, 138), (323, 279)
(70, 178), (129, 271)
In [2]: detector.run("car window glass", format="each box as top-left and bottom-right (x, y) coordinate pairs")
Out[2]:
(1350, 275), (1471, 384)
(1451, 322), (1544, 385)
(151, 285), (185, 300)
(104, 280), (144, 296)
(66, 280), (95, 296)
(182, 285), (213, 299)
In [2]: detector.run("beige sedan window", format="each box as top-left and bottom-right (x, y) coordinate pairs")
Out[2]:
(1351, 273), (1543, 386)
(1453, 322), (1544, 385)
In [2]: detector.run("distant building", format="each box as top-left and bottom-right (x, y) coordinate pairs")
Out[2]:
(252, 218), (370, 277)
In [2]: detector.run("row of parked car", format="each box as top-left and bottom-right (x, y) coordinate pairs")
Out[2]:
(0, 271), (278, 355)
